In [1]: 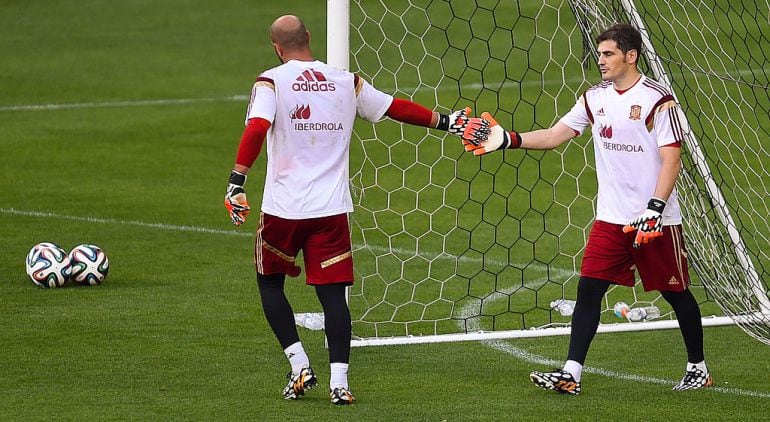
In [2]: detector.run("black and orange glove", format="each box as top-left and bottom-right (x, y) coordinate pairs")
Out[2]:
(438, 107), (490, 147)
(224, 170), (250, 226)
(623, 198), (666, 248)
(463, 112), (522, 155)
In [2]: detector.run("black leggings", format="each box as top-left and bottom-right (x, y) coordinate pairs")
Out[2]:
(661, 289), (704, 363)
(257, 273), (352, 364)
(567, 277), (704, 364)
(566, 277), (610, 364)
(315, 283), (352, 364)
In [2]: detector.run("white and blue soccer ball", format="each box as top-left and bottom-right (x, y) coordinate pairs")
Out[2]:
(68, 244), (109, 285)
(25, 242), (71, 288)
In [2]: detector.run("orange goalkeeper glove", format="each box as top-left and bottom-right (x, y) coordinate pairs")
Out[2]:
(224, 170), (250, 226)
(623, 198), (666, 248)
(464, 112), (522, 155)
(438, 107), (490, 147)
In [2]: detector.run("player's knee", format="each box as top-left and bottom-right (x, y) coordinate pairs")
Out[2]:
(257, 272), (286, 288)
(315, 283), (347, 298)
(577, 276), (611, 301)
(660, 288), (695, 306)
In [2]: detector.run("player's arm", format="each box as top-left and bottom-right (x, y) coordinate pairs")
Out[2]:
(225, 117), (271, 226)
(465, 112), (576, 155)
(622, 145), (681, 247)
(353, 75), (488, 142)
(520, 123), (577, 150)
(225, 74), (276, 226)
(623, 96), (685, 247)
(468, 94), (588, 155)
(652, 145), (681, 201)
(384, 98), (489, 141)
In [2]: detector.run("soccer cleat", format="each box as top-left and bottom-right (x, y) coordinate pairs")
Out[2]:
(282, 367), (318, 399)
(673, 366), (713, 391)
(529, 369), (581, 395)
(330, 385), (355, 405)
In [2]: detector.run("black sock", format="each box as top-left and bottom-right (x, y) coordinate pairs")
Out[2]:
(567, 277), (611, 364)
(661, 289), (705, 363)
(315, 284), (352, 364)
(257, 273), (300, 350)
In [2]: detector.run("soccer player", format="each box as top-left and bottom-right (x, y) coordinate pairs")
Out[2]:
(466, 23), (712, 395)
(223, 15), (487, 405)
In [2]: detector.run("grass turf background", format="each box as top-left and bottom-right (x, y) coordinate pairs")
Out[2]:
(1, 0), (769, 419)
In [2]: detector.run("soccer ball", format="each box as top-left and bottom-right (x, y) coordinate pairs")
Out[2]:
(25, 242), (71, 288)
(68, 244), (109, 285)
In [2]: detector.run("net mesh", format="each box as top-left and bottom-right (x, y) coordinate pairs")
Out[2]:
(347, 0), (770, 343)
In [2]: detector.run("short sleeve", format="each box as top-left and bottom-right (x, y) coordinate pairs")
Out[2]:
(558, 95), (590, 135)
(355, 75), (394, 123)
(244, 72), (277, 125)
(652, 98), (687, 147)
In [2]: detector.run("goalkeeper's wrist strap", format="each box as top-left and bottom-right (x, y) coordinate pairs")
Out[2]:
(229, 170), (247, 187)
(647, 197), (666, 213)
(436, 113), (450, 131)
(509, 131), (523, 149)
(499, 131), (523, 150)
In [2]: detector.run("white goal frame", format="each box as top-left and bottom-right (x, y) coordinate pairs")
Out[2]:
(620, 0), (770, 316)
(325, 0), (768, 347)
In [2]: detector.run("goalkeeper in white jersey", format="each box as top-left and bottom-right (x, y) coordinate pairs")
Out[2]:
(466, 23), (711, 395)
(222, 15), (488, 405)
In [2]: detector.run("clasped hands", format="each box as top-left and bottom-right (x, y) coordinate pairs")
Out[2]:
(223, 109), (511, 227)
(450, 109), (519, 156)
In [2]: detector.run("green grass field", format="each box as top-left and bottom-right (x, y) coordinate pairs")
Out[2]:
(2, 0), (769, 420)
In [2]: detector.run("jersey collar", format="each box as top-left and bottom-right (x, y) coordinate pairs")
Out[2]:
(614, 74), (644, 95)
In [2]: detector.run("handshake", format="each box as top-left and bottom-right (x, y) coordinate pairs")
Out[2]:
(443, 107), (522, 156)
(223, 107), (520, 227)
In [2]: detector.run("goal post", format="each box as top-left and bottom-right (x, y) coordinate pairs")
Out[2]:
(618, 0), (770, 322)
(326, 0), (350, 71)
(327, 0), (770, 347)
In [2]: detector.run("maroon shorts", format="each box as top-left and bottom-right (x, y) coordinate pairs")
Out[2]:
(255, 212), (354, 285)
(580, 220), (690, 292)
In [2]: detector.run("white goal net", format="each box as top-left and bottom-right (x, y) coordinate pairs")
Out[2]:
(342, 0), (770, 345)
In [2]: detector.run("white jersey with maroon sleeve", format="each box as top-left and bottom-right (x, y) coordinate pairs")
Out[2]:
(244, 60), (394, 219)
(559, 75), (686, 225)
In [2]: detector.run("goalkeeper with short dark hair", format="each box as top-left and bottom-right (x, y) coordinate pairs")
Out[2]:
(465, 23), (711, 395)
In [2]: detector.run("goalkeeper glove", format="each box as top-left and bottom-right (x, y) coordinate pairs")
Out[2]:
(463, 112), (522, 156)
(437, 107), (490, 145)
(224, 170), (250, 226)
(622, 198), (666, 248)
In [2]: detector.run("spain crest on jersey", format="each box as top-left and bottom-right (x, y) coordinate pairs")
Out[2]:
(629, 105), (642, 120)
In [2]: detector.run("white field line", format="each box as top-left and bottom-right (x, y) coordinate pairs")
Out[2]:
(0, 95), (250, 112)
(6, 207), (769, 397)
(0, 80), (563, 112)
(0, 207), (524, 267)
(457, 284), (770, 399)
(486, 338), (770, 398)
(1, 67), (761, 112)
(1, 207), (252, 237)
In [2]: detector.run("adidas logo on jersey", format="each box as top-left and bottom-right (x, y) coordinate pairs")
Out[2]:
(596, 107), (605, 116)
(292, 69), (336, 92)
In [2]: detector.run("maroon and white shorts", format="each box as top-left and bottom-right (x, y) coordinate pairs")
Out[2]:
(580, 220), (690, 292)
(254, 212), (353, 285)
